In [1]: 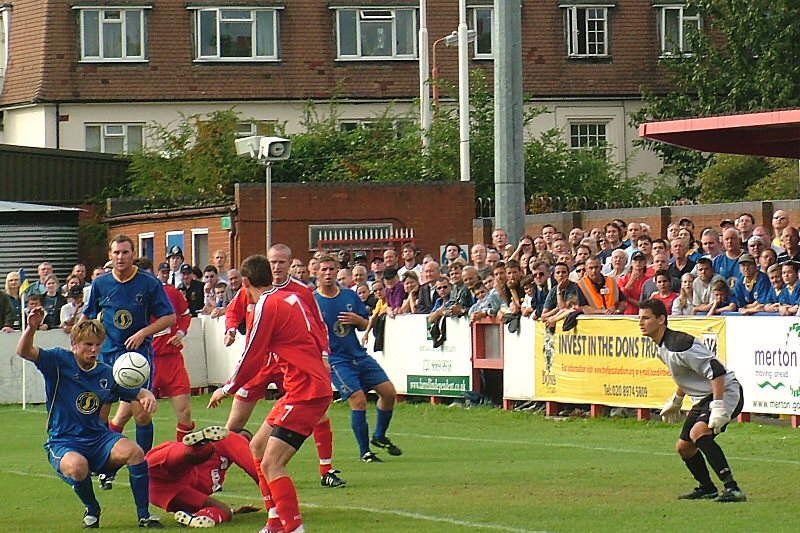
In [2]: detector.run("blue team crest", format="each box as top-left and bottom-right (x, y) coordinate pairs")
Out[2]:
(135, 293), (144, 304)
(346, 303), (353, 312)
(100, 379), (108, 390)
(114, 309), (133, 329)
(76, 392), (100, 414)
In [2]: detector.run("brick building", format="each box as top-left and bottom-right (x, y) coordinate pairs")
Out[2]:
(0, 1), (693, 178)
(107, 181), (476, 268)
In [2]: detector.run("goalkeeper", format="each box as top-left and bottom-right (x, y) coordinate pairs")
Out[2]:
(638, 299), (746, 503)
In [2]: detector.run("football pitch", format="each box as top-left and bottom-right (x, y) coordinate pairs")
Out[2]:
(1, 397), (797, 532)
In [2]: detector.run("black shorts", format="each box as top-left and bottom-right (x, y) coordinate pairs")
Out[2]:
(679, 384), (744, 442)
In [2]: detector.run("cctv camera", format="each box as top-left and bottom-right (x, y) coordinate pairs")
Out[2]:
(235, 135), (264, 158)
(258, 137), (292, 161)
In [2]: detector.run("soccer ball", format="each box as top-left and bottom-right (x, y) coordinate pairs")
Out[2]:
(112, 352), (151, 389)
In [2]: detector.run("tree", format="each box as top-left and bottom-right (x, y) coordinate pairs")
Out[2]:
(630, 0), (800, 198)
(126, 109), (264, 207)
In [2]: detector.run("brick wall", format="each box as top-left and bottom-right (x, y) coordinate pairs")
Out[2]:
(106, 209), (235, 268)
(236, 181), (476, 263)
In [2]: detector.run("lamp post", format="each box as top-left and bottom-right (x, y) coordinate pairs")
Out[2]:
(430, 30), (477, 109)
(234, 136), (292, 253)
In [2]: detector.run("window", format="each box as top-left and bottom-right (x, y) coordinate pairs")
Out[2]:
(569, 122), (608, 149)
(85, 123), (144, 154)
(563, 5), (610, 57)
(237, 121), (278, 137)
(78, 8), (148, 61)
(138, 233), (155, 262)
(335, 8), (417, 60)
(338, 119), (416, 137)
(0, 8), (9, 77)
(191, 228), (209, 267)
(658, 5), (700, 56)
(472, 7), (493, 59)
(194, 8), (279, 60)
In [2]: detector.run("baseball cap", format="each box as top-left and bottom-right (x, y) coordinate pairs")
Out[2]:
(68, 286), (84, 298)
(720, 219), (734, 228)
(384, 267), (399, 279)
(180, 264), (193, 274)
(371, 256), (384, 264)
(158, 262), (170, 272)
(167, 245), (184, 258)
(631, 251), (646, 261)
(738, 253), (755, 264)
(354, 252), (368, 261)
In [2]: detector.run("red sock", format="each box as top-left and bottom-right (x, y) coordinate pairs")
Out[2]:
(314, 418), (334, 476)
(108, 421), (123, 433)
(254, 457), (274, 512)
(195, 506), (230, 524)
(176, 421), (196, 441)
(269, 476), (303, 533)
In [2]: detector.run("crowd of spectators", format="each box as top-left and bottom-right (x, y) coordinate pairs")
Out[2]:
(0, 247), (242, 334)
(3, 210), (795, 337)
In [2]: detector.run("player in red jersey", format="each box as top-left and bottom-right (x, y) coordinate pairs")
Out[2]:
(209, 254), (333, 533)
(223, 245), (344, 489)
(147, 425), (262, 528)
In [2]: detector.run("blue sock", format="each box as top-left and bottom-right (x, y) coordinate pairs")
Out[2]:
(128, 461), (150, 520)
(73, 476), (100, 516)
(351, 409), (370, 456)
(136, 422), (154, 454)
(373, 407), (394, 440)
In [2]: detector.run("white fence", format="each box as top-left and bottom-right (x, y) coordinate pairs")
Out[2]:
(2, 314), (798, 418)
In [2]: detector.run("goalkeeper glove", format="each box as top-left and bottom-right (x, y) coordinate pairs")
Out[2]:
(708, 400), (730, 434)
(659, 392), (683, 423)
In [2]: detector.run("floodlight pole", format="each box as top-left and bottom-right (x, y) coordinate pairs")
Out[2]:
(265, 161), (273, 253)
(457, 0), (470, 182)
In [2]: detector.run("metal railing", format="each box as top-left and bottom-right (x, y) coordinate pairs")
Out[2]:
(317, 227), (417, 259)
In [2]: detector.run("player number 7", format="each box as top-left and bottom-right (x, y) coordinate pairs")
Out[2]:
(280, 404), (294, 422)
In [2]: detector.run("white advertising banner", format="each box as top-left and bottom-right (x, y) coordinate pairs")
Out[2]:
(726, 317), (800, 415)
(503, 316), (536, 400)
(382, 315), (473, 397)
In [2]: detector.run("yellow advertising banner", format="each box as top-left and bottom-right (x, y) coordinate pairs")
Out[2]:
(535, 317), (726, 408)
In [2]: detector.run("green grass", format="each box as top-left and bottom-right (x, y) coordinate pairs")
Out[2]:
(1, 397), (798, 532)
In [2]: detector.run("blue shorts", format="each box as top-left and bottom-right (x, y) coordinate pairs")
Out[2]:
(45, 431), (125, 485)
(330, 355), (390, 400)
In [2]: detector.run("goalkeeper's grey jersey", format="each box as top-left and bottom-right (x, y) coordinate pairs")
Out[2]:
(657, 328), (738, 404)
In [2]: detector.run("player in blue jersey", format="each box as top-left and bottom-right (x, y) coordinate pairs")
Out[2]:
(314, 255), (402, 463)
(17, 307), (163, 528)
(82, 235), (175, 487)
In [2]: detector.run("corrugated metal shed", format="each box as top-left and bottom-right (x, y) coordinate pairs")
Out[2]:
(0, 201), (81, 282)
(0, 144), (129, 205)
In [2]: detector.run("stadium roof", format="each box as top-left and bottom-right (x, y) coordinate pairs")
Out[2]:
(639, 109), (800, 159)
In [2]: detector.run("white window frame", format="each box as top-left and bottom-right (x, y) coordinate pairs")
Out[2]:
(334, 8), (418, 61)
(471, 6), (493, 59)
(237, 120), (278, 137)
(562, 5), (611, 58)
(0, 7), (10, 77)
(165, 231), (185, 260)
(568, 121), (609, 150)
(85, 123), (145, 154)
(138, 232), (155, 261)
(191, 7), (281, 62)
(74, 7), (149, 62)
(191, 228), (209, 267)
(657, 4), (701, 57)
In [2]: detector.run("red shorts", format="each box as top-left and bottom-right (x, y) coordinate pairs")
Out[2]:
(152, 353), (191, 399)
(147, 443), (208, 512)
(235, 364), (284, 403)
(267, 395), (331, 437)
